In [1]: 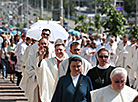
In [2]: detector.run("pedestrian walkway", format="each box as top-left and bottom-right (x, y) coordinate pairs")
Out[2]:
(0, 73), (28, 102)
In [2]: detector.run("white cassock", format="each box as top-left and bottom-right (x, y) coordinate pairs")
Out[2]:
(65, 40), (73, 57)
(20, 46), (39, 102)
(15, 41), (27, 72)
(91, 85), (138, 102)
(58, 57), (92, 77)
(115, 42), (129, 67)
(20, 45), (31, 89)
(125, 44), (136, 86)
(36, 56), (68, 102)
(131, 44), (138, 89)
(19, 45), (39, 102)
(83, 47), (96, 63)
(105, 42), (117, 66)
(81, 46), (87, 57)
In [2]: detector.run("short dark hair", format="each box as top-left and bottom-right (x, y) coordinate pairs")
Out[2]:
(26, 37), (31, 41)
(70, 42), (80, 49)
(42, 29), (51, 34)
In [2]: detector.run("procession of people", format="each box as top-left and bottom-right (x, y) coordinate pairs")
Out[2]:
(0, 22), (138, 102)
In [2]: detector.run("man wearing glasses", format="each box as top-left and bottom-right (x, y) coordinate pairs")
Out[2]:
(28, 28), (55, 58)
(90, 68), (138, 102)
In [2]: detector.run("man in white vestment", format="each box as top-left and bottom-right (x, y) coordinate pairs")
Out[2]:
(36, 39), (68, 102)
(105, 36), (117, 66)
(115, 35), (130, 67)
(19, 39), (38, 102)
(130, 39), (138, 89)
(65, 31), (76, 57)
(59, 41), (92, 77)
(91, 67), (138, 102)
(15, 36), (31, 86)
(125, 37), (136, 87)
(20, 38), (49, 102)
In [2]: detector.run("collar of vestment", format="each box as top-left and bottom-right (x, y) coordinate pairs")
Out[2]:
(55, 56), (64, 61)
(97, 63), (110, 69)
(55, 56), (64, 68)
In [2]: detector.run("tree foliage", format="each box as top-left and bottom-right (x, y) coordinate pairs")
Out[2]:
(95, 14), (102, 34)
(74, 15), (94, 33)
(100, 1), (128, 37)
(129, 25), (138, 38)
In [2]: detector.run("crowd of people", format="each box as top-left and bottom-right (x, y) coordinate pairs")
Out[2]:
(0, 26), (138, 102)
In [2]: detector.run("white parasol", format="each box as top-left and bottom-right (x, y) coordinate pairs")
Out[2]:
(27, 20), (68, 41)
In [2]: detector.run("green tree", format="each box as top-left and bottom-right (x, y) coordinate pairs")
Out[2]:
(95, 14), (102, 34)
(74, 15), (94, 33)
(129, 25), (138, 38)
(100, 1), (128, 37)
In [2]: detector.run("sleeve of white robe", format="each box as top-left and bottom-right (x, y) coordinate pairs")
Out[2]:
(37, 59), (55, 102)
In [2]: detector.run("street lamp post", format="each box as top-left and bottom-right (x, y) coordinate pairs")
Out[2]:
(95, 0), (97, 14)
(40, 0), (43, 18)
(135, 0), (138, 27)
(21, 0), (23, 25)
(67, 0), (70, 19)
(60, 0), (63, 26)
(26, 0), (29, 28)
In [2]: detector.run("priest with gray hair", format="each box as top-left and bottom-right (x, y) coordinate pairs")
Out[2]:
(90, 67), (138, 102)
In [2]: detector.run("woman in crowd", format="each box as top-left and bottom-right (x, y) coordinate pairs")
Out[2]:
(91, 68), (138, 102)
(7, 38), (17, 83)
(52, 55), (93, 102)
(0, 39), (9, 79)
(87, 48), (129, 90)
(87, 48), (116, 90)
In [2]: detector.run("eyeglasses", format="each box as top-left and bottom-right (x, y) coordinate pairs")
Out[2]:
(74, 49), (80, 52)
(42, 33), (50, 36)
(40, 43), (47, 45)
(114, 80), (125, 84)
(99, 55), (108, 59)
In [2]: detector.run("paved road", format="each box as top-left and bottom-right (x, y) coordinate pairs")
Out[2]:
(0, 73), (28, 102)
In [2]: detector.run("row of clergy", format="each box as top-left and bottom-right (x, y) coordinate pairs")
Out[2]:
(18, 29), (138, 102)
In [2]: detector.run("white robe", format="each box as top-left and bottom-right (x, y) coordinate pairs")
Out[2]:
(15, 41), (27, 72)
(20, 45), (32, 91)
(125, 44), (136, 86)
(20, 48), (39, 102)
(131, 44), (138, 89)
(115, 42), (129, 68)
(83, 47), (96, 63)
(105, 42), (117, 66)
(91, 85), (138, 102)
(37, 57), (68, 102)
